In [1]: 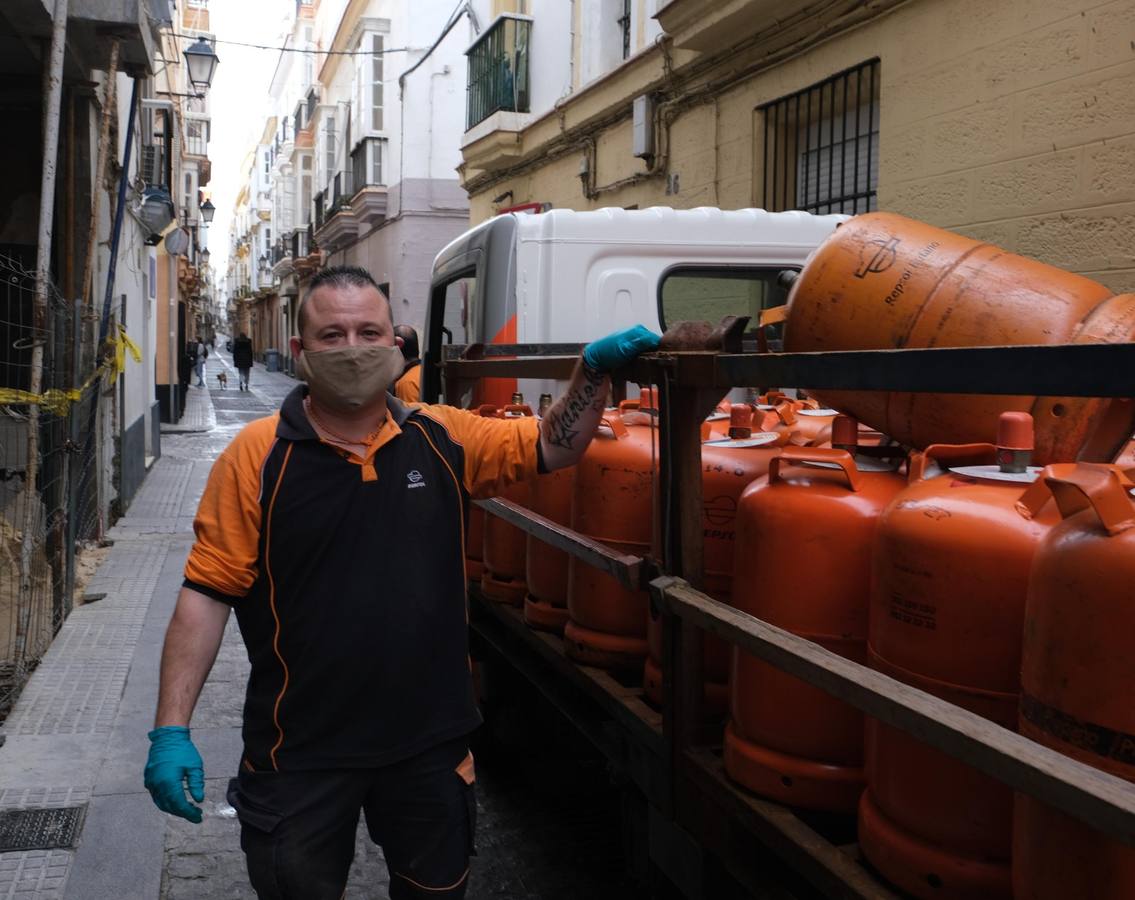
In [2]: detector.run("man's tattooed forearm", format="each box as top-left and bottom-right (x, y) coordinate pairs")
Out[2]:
(545, 367), (605, 450)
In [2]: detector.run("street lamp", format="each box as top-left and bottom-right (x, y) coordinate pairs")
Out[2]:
(183, 37), (221, 94)
(200, 248), (211, 267)
(199, 198), (216, 224)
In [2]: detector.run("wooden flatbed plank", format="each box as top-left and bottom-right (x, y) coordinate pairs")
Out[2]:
(683, 747), (901, 900)
(474, 497), (646, 590)
(656, 578), (1135, 846)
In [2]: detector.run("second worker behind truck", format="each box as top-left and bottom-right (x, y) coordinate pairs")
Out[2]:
(142, 265), (659, 900)
(392, 323), (421, 403)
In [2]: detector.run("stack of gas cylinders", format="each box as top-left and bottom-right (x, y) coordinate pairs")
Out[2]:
(468, 212), (1135, 900)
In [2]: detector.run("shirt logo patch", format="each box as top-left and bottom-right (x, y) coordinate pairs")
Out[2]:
(407, 469), (427, 489)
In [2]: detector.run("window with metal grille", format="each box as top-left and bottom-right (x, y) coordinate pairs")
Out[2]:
(759, 59), (880, 215)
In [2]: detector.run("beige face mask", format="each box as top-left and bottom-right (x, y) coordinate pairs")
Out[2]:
(296, 344), (404, 415)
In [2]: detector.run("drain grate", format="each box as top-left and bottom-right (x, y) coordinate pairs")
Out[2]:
(0, 805), (86, 851)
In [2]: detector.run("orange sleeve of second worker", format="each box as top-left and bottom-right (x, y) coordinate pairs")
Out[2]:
(416, 405), (540, 499)
(183, 415), (278, 600)
(394, 365), (421, 403)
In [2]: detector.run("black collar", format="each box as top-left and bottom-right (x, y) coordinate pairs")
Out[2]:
(276, 384), (412, 441)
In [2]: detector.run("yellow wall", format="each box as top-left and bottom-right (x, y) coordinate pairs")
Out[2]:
(466, 0), (1135, 291)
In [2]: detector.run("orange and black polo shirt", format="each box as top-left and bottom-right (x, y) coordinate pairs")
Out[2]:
(393, 360), (421, 403)
(183, 386), (540, 771)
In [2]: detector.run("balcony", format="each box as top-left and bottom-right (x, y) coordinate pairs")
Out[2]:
(349, 138), (388, 225)
(655, 0), (801, 52)
(466, 14), (531, 131)
(293, 225), (321, 277)
(314, 171), (359, 253)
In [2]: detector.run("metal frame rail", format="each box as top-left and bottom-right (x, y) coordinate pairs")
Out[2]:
(445, 341), (1135, 899)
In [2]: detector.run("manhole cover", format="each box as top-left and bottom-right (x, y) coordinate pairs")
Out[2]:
(0, 806), (86, 851)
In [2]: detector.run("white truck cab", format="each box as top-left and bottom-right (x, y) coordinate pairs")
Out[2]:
(422, 207), (846, 404)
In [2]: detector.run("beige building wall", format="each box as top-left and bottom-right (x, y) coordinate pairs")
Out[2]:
(463, 0), (1135, 292)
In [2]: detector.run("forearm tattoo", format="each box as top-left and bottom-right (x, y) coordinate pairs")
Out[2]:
(545, 363), (607, 450)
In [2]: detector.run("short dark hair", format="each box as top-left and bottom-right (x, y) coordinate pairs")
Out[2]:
(393, 324), (419, 360)
(297, 265), (386, 336)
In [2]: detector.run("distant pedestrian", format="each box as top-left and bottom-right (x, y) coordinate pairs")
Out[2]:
(232, 332), (254, 392)
(393, 324), (421, 403)
(193, 339), (208, 388)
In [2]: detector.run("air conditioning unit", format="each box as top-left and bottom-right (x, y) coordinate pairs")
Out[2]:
(141, 145), (166, 188)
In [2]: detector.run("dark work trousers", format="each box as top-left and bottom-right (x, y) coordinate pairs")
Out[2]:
(226, 737), (476, 900)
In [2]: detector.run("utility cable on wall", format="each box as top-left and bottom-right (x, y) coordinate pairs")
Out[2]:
(164, 32), (411, 56)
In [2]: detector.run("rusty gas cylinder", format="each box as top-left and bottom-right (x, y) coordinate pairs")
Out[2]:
(860, 413), (1060, 900)
(644, 403), (783, 713)
(1013, 464), (1135, 900)
(480, 401), (533, 605)
(565, 394), (657, 669)
(782, 213), (1135, 463)
(724, 417), (906, 813)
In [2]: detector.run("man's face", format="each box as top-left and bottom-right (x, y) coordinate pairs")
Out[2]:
(290, 284), (401, 358)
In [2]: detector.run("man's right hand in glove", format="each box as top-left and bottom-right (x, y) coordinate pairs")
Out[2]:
(144, 725), (205, 823)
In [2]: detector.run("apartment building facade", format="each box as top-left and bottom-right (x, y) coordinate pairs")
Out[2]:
(459, 0), (1135, 295)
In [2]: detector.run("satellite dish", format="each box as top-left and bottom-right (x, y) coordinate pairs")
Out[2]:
(164, 227), (190, 256)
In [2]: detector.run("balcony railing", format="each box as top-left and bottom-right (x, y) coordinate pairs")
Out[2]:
(271, 238), (288, 265)
(466, 14), (531, 131)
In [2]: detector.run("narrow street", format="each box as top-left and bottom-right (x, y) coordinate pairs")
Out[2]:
(0, 348), (650, 900)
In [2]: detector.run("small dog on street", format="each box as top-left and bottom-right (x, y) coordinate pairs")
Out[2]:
(216, 372), (228, 390)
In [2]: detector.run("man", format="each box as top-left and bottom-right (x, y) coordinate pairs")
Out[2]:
(194, 338), (209, 387)
(232, 332), (254, 392)
(392, 323), (421, 403)
(143, 265), (658, 899)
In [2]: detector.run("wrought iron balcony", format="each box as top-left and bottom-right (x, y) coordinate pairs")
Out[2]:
(466, 14), (531, 131)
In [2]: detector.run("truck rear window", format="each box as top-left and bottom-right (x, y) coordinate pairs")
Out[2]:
(659, 268), (796, 346)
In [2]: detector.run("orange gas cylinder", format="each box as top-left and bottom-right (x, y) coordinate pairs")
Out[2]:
(465, 404), (500, 581)
(725, 418), (905, 813)
(1013, 464), (1135, 900)
(1116, 435), (1135, 467)
(565, 398), (657, 669)
(644, 405), (783, 712)
(782, 212), (1135, 463)
(859, 413), (1060, 900)
(524, 463), (575, 633)
(481, 402), (533, 605)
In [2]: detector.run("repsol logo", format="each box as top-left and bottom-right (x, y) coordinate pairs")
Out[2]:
(880, 240), (941, 307)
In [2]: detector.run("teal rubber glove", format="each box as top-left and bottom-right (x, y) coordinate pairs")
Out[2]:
(144, 726), (205, 823)
(582, 325), (661, 373)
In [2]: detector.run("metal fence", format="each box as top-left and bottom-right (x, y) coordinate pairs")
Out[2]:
(0, 253), (101, 720)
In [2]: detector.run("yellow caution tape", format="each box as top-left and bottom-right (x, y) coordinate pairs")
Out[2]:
(0, 324), (146, 415)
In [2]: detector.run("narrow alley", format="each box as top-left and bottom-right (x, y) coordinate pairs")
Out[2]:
(0, 349), (650, 900)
